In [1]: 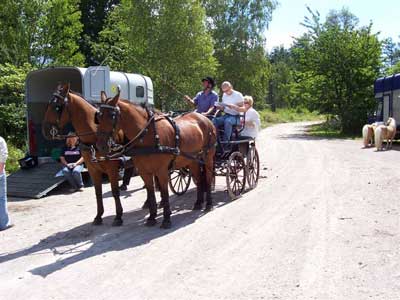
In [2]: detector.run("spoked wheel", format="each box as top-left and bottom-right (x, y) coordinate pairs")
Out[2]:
(169, 168), (192, 196)
(246, 145), (260, 189)
(226, 152), (247, 199)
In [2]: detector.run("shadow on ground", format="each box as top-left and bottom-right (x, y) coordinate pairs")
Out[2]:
(0, 189), (230, 278)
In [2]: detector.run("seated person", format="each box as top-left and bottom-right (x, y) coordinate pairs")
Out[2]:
(184, 76), (218, 116)
(213, 81), (244, 141)
(60, 133), (85, 192)
(226, 95), (260, 139)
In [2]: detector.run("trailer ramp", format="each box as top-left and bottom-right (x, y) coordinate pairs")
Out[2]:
(7, 163), (65, 199)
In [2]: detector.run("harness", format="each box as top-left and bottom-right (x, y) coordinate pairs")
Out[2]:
(46, 91), (96, 140)
(98, 104), (214, 166)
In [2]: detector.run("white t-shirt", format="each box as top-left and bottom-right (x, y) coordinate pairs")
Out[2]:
(240, 108), (260, 139)
(221, 90), (244, 116)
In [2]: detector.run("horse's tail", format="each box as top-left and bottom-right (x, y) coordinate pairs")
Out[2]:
(362, 125), (369, 147)
(375, 126), (384, 150)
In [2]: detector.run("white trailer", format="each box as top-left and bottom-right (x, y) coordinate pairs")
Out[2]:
(8, 66), (154, 198)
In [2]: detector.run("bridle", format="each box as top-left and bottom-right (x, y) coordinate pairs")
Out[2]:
(96, 104), (124, 153)
(96, 103), (157, 158)
(45, 91), (72, 140)
(44, 89), (96, 140)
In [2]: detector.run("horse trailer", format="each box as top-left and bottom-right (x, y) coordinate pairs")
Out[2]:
(8, 66), (154, 198)
(373, 73), (400, 131)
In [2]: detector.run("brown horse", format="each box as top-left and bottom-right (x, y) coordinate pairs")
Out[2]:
(95, 90), (216, 229)
(42, 84), (126, 226)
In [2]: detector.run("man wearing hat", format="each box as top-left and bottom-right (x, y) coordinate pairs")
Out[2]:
(184, 76), (218, 115)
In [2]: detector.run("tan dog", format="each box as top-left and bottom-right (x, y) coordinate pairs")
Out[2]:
(374, 118), (397, 151)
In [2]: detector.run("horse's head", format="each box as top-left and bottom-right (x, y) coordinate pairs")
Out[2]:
(95, 89), (122, 155)
(42, 83), (72, 140)
(386, 117), (396, 128)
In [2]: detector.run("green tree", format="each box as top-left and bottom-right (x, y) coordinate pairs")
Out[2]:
(382, 37), (400, 74)
(268, 46), (295, 109)
(94, 0), (217, 110)
(0, 63), (33, 146)
(79, 0), (120, 65)
(291, 8), (382, 133)
(0, 0), (84, 67)
(204, 0), (277, 107)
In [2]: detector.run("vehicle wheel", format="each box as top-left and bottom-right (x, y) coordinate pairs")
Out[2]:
(246, 145), (260, 189)
(226, 152), (247, 199)
(169, 168), (191, 196)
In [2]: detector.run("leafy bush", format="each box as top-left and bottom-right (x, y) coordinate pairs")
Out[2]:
(5, 142), (25, 174)
(0, 63), (31, 147)
(259, 108), (322, 128)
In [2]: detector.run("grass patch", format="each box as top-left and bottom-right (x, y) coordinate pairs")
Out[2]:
(259, 107), (323, 128)
(6, 143), (25, 174)
(307, 121), (360, 139)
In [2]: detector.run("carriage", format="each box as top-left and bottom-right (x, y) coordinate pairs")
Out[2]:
(168, 114), (260, 199)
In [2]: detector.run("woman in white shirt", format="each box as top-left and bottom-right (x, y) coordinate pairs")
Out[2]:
(226, 95), (260, 139)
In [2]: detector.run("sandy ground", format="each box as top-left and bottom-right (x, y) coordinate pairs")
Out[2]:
(1, 122), (400, 300)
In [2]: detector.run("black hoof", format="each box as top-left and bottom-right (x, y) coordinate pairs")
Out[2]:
(92, 217), (103, 226)
(145, 218), (157, 227)
(192, 203), (202, 210)
(112, 218), (123, 226)
(160, 220), (172, 229)
(204, 204), (213, 212)
(142, 201), (149, 210)
(120, 184), (127, 191)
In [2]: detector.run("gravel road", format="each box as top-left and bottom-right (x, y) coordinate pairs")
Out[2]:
(1, 122), (399, 300)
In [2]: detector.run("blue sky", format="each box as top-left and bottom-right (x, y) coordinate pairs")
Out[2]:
(264, 0), (400, 51)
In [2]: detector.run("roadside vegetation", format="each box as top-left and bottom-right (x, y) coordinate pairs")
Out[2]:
(259, 108), (322, 128)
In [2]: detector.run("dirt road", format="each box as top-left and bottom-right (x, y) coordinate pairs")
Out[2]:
(1, 122), (400, 300)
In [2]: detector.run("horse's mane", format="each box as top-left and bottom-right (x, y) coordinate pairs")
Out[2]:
(67, 90), (97, 109)
(107, 97), (162, 116)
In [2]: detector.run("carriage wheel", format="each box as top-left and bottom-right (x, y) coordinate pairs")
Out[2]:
(226, 152), (247, 199)
(169, 168), (191, 196)
(246, 146), (260, 189)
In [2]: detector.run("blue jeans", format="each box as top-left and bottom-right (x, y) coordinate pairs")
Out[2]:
(213, 114), (239, 141)
(62, 165), (84, 189)
(0, 172), (10, 230)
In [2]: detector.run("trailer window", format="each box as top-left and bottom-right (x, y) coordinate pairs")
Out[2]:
(136, 86), (145, 98)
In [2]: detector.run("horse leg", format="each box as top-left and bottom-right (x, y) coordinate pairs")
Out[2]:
(109, 169), (123, 226)
(91, 171), (104, 225)
(157, 171), (172, 229)
(204, 156), (214, 212)
(141, 174), (157, 226)
(191, 163), (204, 210)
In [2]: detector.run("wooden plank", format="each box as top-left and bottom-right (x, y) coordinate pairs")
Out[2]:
(7, 162), (67, 198)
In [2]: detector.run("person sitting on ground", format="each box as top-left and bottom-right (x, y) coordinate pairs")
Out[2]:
(183, 76), (218, 116)
(0, 136), (12, 231)
(60, 133), (85, 192)
(213, 81), (244, 141)
(226, 95), (260, 139)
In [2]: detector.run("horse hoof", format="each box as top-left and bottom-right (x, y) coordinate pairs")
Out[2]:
(204, 204), (213, 212)
(142, 201), (149, 210)
(145, 219), (157, 227)
(192, 203), (202, 210)
(160, 220), (171, 229)
(112, 219), (123, 227)
(92, 218), (103, 226)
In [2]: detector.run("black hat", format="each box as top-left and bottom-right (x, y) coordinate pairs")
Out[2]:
(202, 76), (216, 89)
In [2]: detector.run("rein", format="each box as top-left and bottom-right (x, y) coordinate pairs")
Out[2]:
(98, 104), (215, 166)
